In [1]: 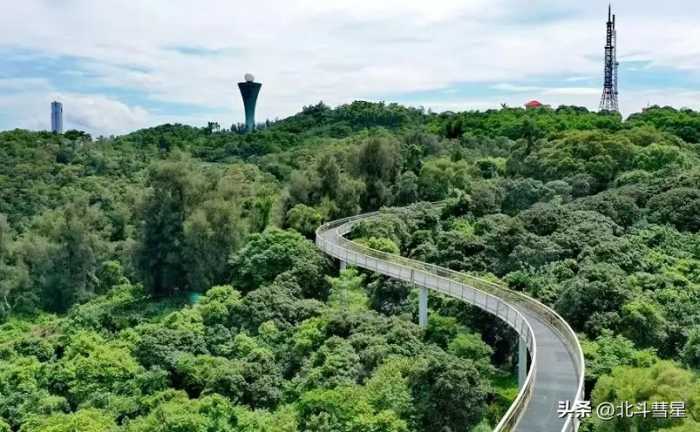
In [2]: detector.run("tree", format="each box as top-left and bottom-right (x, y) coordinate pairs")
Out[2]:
(351, 213), (409, 251)
(619, 298), (668, 349)
(356, 136), (401, 210)
(515, 130), (636, 188)
(292, 336), (362, 393)
(249, 196), (273, 233)
(356, 137), (401, 185)
(418, 159), (463, 201)
(197, 284), (242, 327)
(184, 199), (243, 292)
(470, 182), (502, 217)
(0, 215), (30, 319)
(647, 188), (700, 232)
(50, 331), (143, 406)
(590, 361), (697, 432)
(555, 263), (633, 334)
(96, 260), (129, 293)
(230, 228), (329, 295)
(288, 170), (318, 206)
(20, 202), (102, 313)
(297, 385), (408, 432)
(286, 204), (323, 239)
(326, 268), (369, 312)
(134, 309), (209, 369)
(0, 215), (9, 263)
(326, 176), (363, 219)
(365, 358), (415, 421)
(580, 330), (657, 386)
(236, 280), (323, 331)
(366, 276), (413, 316)
(19, 409), (118, 432)
(316, 154), (341, 197)
(570, 189), (641, 227)
(409, 351), (488, 431)
(395, 171), (420, 206)
(681, 327), (700, 369)
(634, 143), (688, 171)
(501, 178), (550, 215)
(354, 237), (400, 254)
(520, 117), (541, 153)
(448, 333), (494, 373)
(136, 157), (203, 296)
(124, 392), (238, 432)
(231, 405), (298, 432)
(475, 158), (501, 179)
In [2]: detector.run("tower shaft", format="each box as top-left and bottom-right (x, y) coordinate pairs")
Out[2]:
(238, 81), (262, 133)
(599, 5), (619, 112)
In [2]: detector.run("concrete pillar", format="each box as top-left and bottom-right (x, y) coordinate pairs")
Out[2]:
(340, 261), (347, 271)
(419, 286), (428, 328)
(518, 336), (528, 389)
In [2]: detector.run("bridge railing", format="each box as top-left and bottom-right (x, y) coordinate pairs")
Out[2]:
(315, 210), (584, 432)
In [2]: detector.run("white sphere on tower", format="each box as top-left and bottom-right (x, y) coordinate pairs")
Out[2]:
(244, 73), (255, 83)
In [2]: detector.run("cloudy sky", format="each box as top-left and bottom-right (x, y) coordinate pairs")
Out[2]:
(1, 0), (699, 136)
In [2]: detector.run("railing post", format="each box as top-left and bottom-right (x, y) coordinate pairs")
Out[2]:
(518, 335), (528, 389)
(340, 261), (347, 271)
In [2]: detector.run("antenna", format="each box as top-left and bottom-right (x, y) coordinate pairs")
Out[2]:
(599, 5), (619, 112)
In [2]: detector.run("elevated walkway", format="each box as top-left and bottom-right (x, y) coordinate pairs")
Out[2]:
(316, 210), (584, 432)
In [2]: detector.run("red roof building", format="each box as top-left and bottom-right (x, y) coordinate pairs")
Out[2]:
(525, 100), (543, 109)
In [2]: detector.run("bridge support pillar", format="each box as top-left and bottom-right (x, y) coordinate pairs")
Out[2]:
(340, 261), (347, 271)
(419, 286), (428, 328)
(518, 336), (528, 389)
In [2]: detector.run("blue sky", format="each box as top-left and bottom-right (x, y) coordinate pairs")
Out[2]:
(1, 0), (699, 136)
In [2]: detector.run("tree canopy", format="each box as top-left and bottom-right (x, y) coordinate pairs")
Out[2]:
(3, 101), (700, 431)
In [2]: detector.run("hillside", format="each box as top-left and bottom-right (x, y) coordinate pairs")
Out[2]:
(1, 102), (700, 431)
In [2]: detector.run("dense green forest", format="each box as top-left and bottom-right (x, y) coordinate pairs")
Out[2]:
(1, 102), (700, 431)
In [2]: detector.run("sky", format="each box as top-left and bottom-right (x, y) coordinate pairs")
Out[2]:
(1, 0), (699, 136)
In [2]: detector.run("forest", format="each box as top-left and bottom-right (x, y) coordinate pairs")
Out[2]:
(1, 102), (700, 431)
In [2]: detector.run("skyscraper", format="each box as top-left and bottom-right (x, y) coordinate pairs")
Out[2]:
(237, 73), (262, 133)
(599, 5), (619, 112)
(51, 101), (63, 134)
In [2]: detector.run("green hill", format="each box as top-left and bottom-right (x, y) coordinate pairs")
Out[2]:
(1, 102), (700, 431)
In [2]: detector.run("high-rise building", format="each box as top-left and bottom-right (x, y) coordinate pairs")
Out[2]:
(51, 101), (63, 134)
(237, 73), (262, 133)
(599, 5), (619, 112)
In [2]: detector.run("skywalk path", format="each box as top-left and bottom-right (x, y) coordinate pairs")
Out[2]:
(316, 210), (584, 432)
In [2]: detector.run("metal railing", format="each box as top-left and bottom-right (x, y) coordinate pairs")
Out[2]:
(315, 210), (584, 432)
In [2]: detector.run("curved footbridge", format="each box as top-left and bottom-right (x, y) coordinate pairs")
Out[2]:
(316, 210), (585, 432)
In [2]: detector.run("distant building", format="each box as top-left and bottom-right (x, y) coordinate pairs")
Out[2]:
(237, 73), (262, 133)
(51, 101), (63, 134)
(525, 100), (543, 109)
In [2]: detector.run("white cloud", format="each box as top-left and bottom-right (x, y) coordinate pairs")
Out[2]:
(544, 87), (600, 96)
(58, 94), (150, 135)
(0, 78), (52, 92)
(491, 83), (543, 93)
(0, 0), (699, 134)
(564, 76), (593, 82)
(0, 87), (151, 136)
(487, 84), (611, 99)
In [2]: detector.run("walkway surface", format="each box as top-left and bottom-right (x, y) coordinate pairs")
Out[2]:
(514, 307), (579, 431)
(316, 212), (583, 432)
